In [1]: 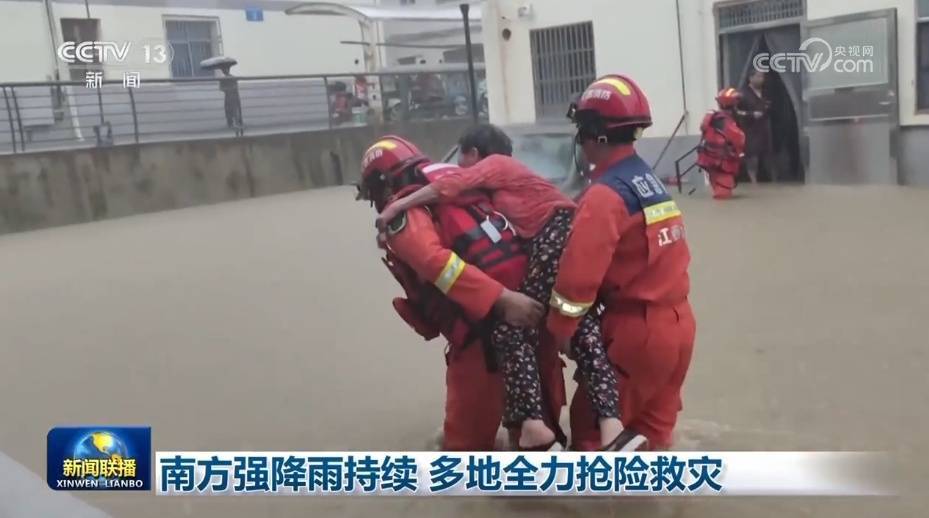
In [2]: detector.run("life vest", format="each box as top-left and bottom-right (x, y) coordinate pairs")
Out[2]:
(383, 163), (527, 370)
(697, 111), (745, 175)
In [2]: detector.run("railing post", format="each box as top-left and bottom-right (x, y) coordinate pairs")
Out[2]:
(2, 87), (18, 153)
(398, 74), (411, 122)
(378, 76), (388, 125)
(127, 87), (140, 144)
(673, 145), (699, 195)
(95, 82), (107, 146)
(235, 84), (244, 137)
(323, 76), (333, 130)
(10, 87), (26, 152)
(651, 113), (687, 172)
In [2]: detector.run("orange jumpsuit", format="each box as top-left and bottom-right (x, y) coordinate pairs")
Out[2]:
(547, 147), (695, 451)
(387, 207), (565, 450)
(697, 110), (745, 200)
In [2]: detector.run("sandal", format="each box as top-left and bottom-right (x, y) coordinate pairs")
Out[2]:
(600, 429), (649, 452)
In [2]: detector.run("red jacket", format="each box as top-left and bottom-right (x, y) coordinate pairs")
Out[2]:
(547, 148), (691, 342)
(429, 155), (575, 238)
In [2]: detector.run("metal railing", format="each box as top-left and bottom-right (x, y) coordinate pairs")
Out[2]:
(0, 67), (487, 155)
(674, 144), (702, 195)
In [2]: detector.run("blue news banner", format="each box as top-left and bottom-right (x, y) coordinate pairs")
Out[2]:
(44, 425), (885, 496)
(157, 451), (720, 496)
(154, 451), (888, 496)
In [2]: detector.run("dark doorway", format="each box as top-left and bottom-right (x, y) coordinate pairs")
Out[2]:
(719, 26), (804, 183)
(764, 57), (802, 182)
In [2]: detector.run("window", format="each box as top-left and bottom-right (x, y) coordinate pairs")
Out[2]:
(530, 22), (596, 120)
(718, 0), (804, 31)
(919, 1), (929, 110)
(61, 18), (101, 80)
(165, 19), (220, 78)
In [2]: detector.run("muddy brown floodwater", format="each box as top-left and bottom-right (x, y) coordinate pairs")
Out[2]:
(0, 184), (926, 517)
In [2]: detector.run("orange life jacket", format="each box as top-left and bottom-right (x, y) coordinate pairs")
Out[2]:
(384, 163), (527, 371)
(697, 111), (745, 175)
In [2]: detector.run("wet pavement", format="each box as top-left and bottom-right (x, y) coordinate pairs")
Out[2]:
(0, 184), (925, 517)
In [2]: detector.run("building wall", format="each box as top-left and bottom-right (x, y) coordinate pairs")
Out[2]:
(899, 126), (929, 185)
(0, 0), (370, 83)
(0, 118), (473, 234)
(0, 1), (59, 82)
(484, 0), (707, 137)
(485, 0), (929, 133)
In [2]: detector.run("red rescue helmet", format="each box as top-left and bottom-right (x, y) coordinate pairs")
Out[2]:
(357, 135), (430, 207)
(568, 74), (652, 144)
(716, 87), (741, 109)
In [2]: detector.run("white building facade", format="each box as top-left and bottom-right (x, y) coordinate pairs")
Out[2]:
(0, 0), (446, 84)
(483, 0), (929, 186)
(0, 0), (485, 154)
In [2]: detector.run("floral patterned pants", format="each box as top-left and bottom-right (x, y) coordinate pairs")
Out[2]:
(491, 208), (619, 428)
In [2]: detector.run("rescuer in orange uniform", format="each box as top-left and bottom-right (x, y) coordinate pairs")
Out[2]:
(357, 136), (566, 451)
(548, 75), (696, 451)
(697, 88), (746, 200)
(377, 124), (643, 451)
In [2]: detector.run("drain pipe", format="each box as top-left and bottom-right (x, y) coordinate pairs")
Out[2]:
(675, 0), (688, 130)
(43, 0), (62, 80)
(652, 0), (690, 174)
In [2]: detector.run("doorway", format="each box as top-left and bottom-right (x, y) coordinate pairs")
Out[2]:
(719, 25), (805, 183)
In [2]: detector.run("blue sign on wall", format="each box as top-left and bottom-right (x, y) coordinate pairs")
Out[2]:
(245, 7), (264, 22)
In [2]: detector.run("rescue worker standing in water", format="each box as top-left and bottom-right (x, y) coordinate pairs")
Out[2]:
(547, 75), (696, 451)
(357, 136), (566, 451)
(697, 88), (746, 200)
(377, 123), (637, 452)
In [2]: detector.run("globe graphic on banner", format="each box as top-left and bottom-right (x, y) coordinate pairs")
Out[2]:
(72, 431), (129, 487)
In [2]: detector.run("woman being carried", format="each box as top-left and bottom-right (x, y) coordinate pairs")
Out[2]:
(377, 124), (646, 452)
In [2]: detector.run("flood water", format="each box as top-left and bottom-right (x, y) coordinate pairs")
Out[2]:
(0, 184), (925, 517)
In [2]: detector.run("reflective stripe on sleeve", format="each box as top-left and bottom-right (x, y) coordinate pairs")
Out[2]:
(549, 290), (594, 318)
(434, 252), (466, 294)
(644, 200), (682, 225)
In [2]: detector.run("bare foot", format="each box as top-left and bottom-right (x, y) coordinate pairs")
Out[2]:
(518, 419), (556, 450)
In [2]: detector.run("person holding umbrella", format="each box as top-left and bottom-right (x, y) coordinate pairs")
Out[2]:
(201, 56), (243, 136)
